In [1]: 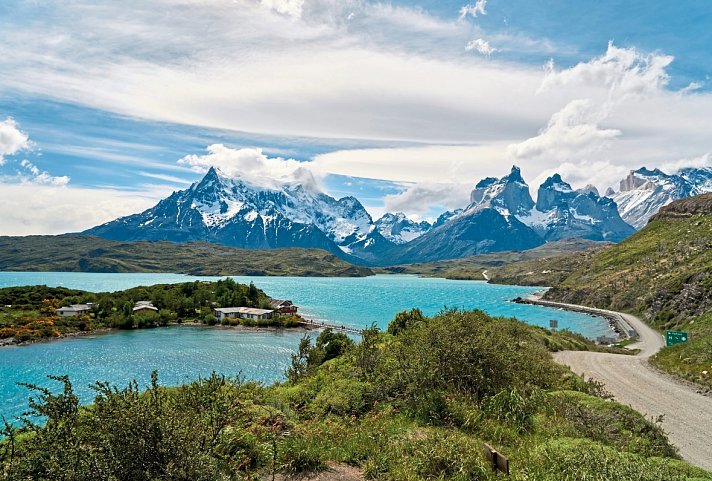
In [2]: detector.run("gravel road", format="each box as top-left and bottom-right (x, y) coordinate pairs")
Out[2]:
(547, 302), (712, 471)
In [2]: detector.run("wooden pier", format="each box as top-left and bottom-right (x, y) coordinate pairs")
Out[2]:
(297, 318), (363, 335)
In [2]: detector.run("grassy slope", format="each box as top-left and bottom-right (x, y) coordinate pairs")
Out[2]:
(3, 310), (709, 480)
(513, 199), (712, 388)
(377, 238), (606, 280)
(0, 235), (374, 277)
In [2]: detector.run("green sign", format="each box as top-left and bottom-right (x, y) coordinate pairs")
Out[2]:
(666, 330), (689, 347)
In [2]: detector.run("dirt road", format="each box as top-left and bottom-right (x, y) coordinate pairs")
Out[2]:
(548, 302), (712, 471)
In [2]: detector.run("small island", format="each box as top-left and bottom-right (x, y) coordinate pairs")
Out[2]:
(0, 279), (304, 345)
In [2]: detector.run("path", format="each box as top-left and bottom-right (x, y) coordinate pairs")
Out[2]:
(543, 297), (712, 470)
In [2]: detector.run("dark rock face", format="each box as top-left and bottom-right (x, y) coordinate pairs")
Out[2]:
(469, 166), (535, 216)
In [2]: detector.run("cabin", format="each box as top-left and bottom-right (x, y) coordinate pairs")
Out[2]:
(268, 299), (298, 315)
(57, 304), (92, 317)
(214, 307), (274, 321)
(133, 301), (159, 314)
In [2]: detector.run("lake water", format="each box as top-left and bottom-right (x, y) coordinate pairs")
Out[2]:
(0, 272), (613, 422)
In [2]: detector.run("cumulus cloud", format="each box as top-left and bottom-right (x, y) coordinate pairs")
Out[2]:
(466, 38), (496, 56)
(459, 0), (487, 19)
(538, 41), (673, 99)
(178, 144), (321, 191)
(0, 118), (30, 165)
(19, 159), (70, 186)
(506, 99), (621, 163)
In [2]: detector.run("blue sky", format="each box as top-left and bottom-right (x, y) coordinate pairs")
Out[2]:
(0, 0), (710, 234)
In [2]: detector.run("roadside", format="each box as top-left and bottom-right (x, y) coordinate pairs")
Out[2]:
(540, 297), (712, 470)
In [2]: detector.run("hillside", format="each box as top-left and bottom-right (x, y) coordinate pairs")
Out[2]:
(537, 194), (712, 386)
(0, 235), (374, 277)
(4, 309), (709, 480)
(380, 238), (606, 280)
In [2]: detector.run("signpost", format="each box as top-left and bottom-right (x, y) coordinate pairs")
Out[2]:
(483, 443), (510, 475)
(666, 330), (689, 347)
(549, 319), (558, 330)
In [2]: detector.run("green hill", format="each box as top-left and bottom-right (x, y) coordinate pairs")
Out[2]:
(0, 235), (374, 277)
(525, 194), (712, 387)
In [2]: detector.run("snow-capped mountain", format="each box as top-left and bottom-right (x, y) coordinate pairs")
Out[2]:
(374, 213), (431, 244)
(468, 167), (633, 243)
(85, 167), (393, 262)
(524, 174), (635, 242)
(389, 166), (634, 264)
(610, 167), (712, 229)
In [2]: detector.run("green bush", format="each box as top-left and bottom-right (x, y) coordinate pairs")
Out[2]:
(311, 379), (374, 417)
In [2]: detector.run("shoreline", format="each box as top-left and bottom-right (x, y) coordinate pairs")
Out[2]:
(512, 291), (638, 341)
(0, 321), (320, 348)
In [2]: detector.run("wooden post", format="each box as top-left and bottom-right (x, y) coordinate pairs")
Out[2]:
(483, 443), (510, 475)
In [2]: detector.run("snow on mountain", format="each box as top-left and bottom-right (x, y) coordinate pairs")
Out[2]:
(374, 213), (432, 244)
(85, 167), (393, 262)
(610, 167), (712, 229)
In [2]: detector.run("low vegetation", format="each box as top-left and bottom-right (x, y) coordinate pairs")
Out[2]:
(378, 238), (605, 280)
(0, 279), (299, 344)
(0, 235), (374, 277)
(492, 195), (712, 388)
(2, 309), (708, 480)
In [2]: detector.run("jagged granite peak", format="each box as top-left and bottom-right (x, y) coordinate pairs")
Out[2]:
(85, 167), (395, 263)
(611, 166), (712, 229)
(432, 209), (464, 228)
(375, 213), (432, 245)
(526, 173), (634, 242)
(604, 187), (616, 197)
(468, 165), (535, 216)
(578, 184), (600, 197)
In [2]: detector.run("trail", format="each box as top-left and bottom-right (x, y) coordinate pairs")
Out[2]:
(542, 298), (712, 470)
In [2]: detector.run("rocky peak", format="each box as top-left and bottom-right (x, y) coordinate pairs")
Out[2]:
(469, 165), (534, 216)
(536, 174), (576, 212)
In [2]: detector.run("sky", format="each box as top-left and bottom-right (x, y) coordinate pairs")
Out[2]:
(0, 0), (711, 235)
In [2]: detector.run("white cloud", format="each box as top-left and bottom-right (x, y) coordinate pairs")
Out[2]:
(384, 182), (473, 215)
(506, 99), (621, 163)
(178, 144), (321, 190)
(538, 41), (673, 99)
(260, 0), (305, 18)
(0, 118), (30, 165)
(466, 38), (496, 56)
(0, 184), (161, 236)
(530, 160), (630, 196)
(660, 153), (712, 174)
(459, 0), (487, 20)
(19, 159), (70, 186)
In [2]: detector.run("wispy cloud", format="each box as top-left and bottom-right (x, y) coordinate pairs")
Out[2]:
(459, 0), (487, 20)
(466, 38), (496, 56)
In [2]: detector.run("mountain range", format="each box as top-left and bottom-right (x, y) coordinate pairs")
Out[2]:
(84, 164), (712, 265)
(609, 166), (712, 228)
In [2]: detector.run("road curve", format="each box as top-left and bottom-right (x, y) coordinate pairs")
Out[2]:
(546, 300), (712, 471)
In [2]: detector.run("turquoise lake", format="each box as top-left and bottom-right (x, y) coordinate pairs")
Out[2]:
(0, 272), (613, 422)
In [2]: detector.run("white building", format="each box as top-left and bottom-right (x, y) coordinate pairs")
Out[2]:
(56, 304), (92, 317)
(213, 307), (274, 321)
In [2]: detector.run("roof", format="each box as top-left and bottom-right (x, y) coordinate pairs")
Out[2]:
(268, 299), (293, 308)
(58, 304), (92, 312)
(215, 307), (274, 315)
